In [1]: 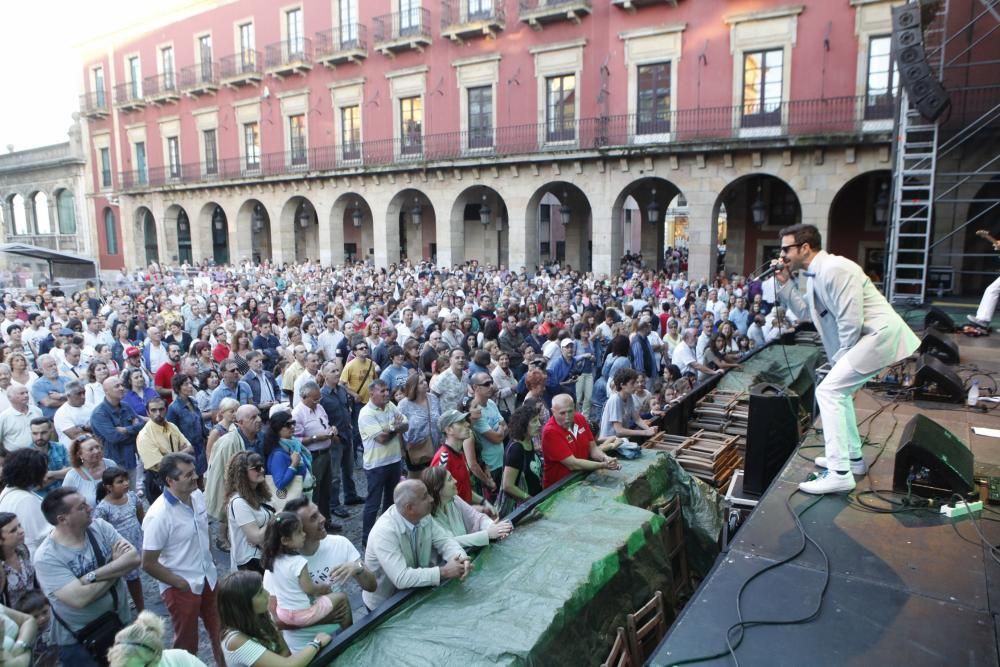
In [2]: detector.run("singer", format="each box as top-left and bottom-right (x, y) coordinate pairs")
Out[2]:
(771, 224), (920, 494)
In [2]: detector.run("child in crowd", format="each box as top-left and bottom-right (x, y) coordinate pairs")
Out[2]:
(13, 590), (56, 667)
(95, 466), (146, 611)
(261, 512), (352, 631)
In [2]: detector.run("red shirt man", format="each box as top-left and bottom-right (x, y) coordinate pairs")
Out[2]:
(541, 394), (619, 488)
(153, 343), (183, 406)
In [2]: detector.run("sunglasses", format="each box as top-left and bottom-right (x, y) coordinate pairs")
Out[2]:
(249, 464), (265, 472)
(477, 380), (494, 387)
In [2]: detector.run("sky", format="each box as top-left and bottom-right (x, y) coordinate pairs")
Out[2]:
(0, 1), (186, 152)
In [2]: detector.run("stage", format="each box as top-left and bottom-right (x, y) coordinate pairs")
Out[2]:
(650, 330), (1000, 667)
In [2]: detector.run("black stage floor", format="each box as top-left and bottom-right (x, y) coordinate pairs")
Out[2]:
(649, 331), (1000, 667)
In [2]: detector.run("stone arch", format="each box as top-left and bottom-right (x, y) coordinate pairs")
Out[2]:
(713, 174), (802, 277)
(280, 195), (320, 264)
(164, 204), (193, 265)
(827, 170), (892, 285)
(525, 181), (593, 272)
(134, 206), (159, 267)
(611, 177), (687, 270)
(330, 193), (374, 266)
(54, 188), (77, 235)
(386, 188), (436, 266)
(197, 202), (230, 266)
(236, 199), (272, 265)
(31, 191), (52, 235)
(448, 185), (509, 268)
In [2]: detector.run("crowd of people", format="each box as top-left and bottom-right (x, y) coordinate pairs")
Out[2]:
(0, 253), (793, 665)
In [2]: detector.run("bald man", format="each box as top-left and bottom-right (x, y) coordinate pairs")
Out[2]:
(362, 479), (470, 611)
(541, 394), (620, 489)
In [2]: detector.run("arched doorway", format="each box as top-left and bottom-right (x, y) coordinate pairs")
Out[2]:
(136, 207), (159, 266)
(387, 189), (435, 264)
(526, 182), (593, 272)
(211, 205), (229, 265)
(237, 200), (271, 264)
(828, 170), (891, 287)
(177, 209), (193, 265)
(612, 177), (686, 270)
(449, 185), (508, 267)
(332, 194), (373, 265)
(713, 174), (802, 277)
(281, 196), (319, 264)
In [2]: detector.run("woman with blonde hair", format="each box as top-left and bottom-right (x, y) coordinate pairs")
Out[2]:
(206, 397), (240, 463)
(108, 610), (206, 667)
(225, 451), (273, 574)
(6, 352), (35, 392)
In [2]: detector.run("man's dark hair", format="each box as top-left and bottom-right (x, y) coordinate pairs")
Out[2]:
(29, 417), (52, 429)
(284, 496), (311, 515)
(145, 396), (166, 412)
(387, 345), (404, 359)
(1, 449), (48, 490)
(41, 486), (79, 525)
(613, 367), (640, 388)
(160, 452), (196, 484)
(245, 350), (262, 363)
(778, 223), (823, 252)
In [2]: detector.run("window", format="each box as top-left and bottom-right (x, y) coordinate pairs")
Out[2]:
(198, 35), (213, 81)
(128, 57), (141, 99)
(203, 129), (218, 174)
(94, 67), (106, 107)
(243, 122), (260, 170)
(100, 148), (112, 188)
(546, 74), (576, 142)
(239, 23), (256, 71)
(286, 8), (304, 57)
(341, 105), (361, 160)
(104, 209), (118, 256)
(400, 96), (422, 156)
(865, 36), (897, 120)
(57, 191), (76, 235)
(467, 85), (493, 149)
(161, 46), (175, 90)
(339, 0), (358, 46)
(637, 62), (671, 135)
(289, 114), (307, 165)
(742, 49), (783, 128)
(400, 0), (420, 35)
(167, 136), (181, 178)
(468, 0), (491, 20)
(135, 142), (147, 184)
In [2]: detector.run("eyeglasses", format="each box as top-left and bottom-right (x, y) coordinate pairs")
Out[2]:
(476, 380), (494, 387)
(249, 464), (265, 472)
(780, 243), (804, 254)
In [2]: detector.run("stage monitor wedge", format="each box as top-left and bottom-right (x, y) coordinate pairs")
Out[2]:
(892, 414), (974, 499)
(924, 306), (956, 333)
(914, 354), (964, 402)
(919, 330), (960, 365)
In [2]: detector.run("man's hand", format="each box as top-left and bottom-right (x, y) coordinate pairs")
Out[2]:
(440, 555), (468, 580)
(111, 540), (133, 561)
(770, 259), (791, 285)
(172, 577), (191, 593)
(328, 563), (360, 585)
(487, 521), (513, 541)
(602, 458), (622, 471)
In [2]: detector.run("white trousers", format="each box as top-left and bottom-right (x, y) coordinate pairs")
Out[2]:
(814, 357), (878, 472)
(976, 275), (1000, 323)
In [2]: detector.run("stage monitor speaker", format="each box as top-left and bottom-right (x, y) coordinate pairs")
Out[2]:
(744, 383), (800, 498)
(892, 413), (974, 499)
(924, 306), (956, 332)
(918, 330), (960, 365)
(914, 353), (964, 402)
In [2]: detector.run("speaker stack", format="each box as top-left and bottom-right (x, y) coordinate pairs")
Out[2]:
(892, 3), (951, 121)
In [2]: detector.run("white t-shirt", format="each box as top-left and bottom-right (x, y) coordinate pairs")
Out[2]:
(263, 554), (311, 610)
(304, 536), (361, 589)
(227, 495), (272, 569)
(53, 402), (95, 448)
(0, 487), (49, 557)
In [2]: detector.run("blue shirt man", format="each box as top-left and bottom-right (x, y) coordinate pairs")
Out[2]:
(32, 355), (70, 419)
(210, 361), (253, 410)
(91, 378), (145, 472)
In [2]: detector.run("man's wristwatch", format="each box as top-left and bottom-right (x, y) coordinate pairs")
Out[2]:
(84, 571), (97, 584)
(354, 560), (364, 576)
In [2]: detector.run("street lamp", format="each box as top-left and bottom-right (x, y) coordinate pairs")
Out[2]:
(296, 202), (312, 228)
(479, 195), (492, 226)
(178, 211), (188, 233)
(252, 204), (264, 233)
(647, 187), (660, 225)
(352, 204), (362, 228)
(410, 199), (423, 226)
(213, 206), (224, 231)
(874, 181), (890, 225)
(559, 192), (571, 225)
(751, 184), (767, 227)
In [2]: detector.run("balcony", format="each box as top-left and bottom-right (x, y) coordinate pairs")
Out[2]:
(373, 9), (432, 56)
(144, 73), (181, 105)
(441, 0), (505, 43)
(611, 0), (677, 12)
(220, 51), (263, 87)
(80, 91), (109, 119)
(113, 82), (145, 112)
(315, 25), (368, 67)
(265, 39), (313, 79)
(519, 0), (591, 29)
(179, 62), (219, 97)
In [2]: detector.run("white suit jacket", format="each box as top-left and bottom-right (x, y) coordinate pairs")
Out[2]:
(362, 504), (467, 610)
(776, 251), (920, 374)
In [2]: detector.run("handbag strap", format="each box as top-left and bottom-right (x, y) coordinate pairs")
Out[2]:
(50, 528), (119, 641)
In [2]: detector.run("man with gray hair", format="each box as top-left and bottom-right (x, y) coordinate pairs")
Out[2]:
(0, 383), (42, 451)
(281, 344), (309, 401)
(670, 328), (722, 379)
(0, 363), (12, 412)
(32, 354), (69, 419)
(293, 380), (339, 530)
(52, 380), (93, 448)
(358, 378), (408, 546)
(362, 479), (470, 611)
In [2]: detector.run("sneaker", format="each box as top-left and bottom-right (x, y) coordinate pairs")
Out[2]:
(967, 315), (990, 329)
(345, 496), (366, 505)
(330, 507), (351, 519)
(799, 470), (856, 495)
(815, 456), (868, 476)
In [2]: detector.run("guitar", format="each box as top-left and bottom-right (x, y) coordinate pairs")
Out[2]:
(976, 229), (1000, 251)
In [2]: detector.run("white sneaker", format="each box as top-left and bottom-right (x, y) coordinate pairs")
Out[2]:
(968, 315), (990, 329)
(799, 470), (856, 495)
(814, 456), (868, 476)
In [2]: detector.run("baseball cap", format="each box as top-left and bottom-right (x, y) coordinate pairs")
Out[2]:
(560, 338), (575, 348)
(59, 327), (74, 336)
(125, 346), (141, 358)
(438, 410), (469, 432)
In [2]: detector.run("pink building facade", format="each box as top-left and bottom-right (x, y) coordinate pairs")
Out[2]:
(77, 0), (953, 280)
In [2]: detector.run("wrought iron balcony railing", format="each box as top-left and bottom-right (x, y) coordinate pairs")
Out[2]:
(80, 91), (109, 117)
(113, 82), (145, 109)
(179, 62), (220, 93)
(264, 39), (314, 73)
(442, 0), (505, 33)
(315, 24), (368, 64)
(219, 50), (262, 83)
(144, 72), (180, 102)
(374, 9), (432, 45)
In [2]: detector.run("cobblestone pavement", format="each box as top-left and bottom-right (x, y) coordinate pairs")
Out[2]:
(140, 465), (371, 665)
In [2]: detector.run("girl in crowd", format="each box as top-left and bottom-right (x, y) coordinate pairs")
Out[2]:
(95, 466), (145, 611)
(592, 334), (631, 424)
(122, 368), (158, 418)
(207, 397), (240, 464)
(497, 399), (545, 516)
(85, 359), (110, 406)
(422, 467), (511, 551)
(217, 570), (331, 667)
(262, 412), (312, 510)
(396, 373), (442, 480)
(0, 513), (38, 609)
(195, 368), (221, 418)
(231, 330), (254, 375)
(225, 451), (273, 574)
(109, 610), (206, 667)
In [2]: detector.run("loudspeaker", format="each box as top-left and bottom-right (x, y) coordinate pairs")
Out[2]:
(891, 4), (951, 122)
(744, 383), (800, 498)
(914, 82), (951, 121)
(893, 414), (975, 499)
(914, 353), (964, 402)
(893, 3), (922, 31)
(924, 306), (956, 332)
(918, 330), (960, 364)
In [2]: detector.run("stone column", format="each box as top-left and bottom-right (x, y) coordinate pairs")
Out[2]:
(686, 193), (718, 283)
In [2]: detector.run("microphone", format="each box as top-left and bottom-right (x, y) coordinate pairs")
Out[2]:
(753, 260), (787, 282)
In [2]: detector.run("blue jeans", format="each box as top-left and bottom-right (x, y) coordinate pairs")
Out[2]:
(330, 439), (358, 509)
(362, 461), (401, 546)
(59, 642), (101, 667)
